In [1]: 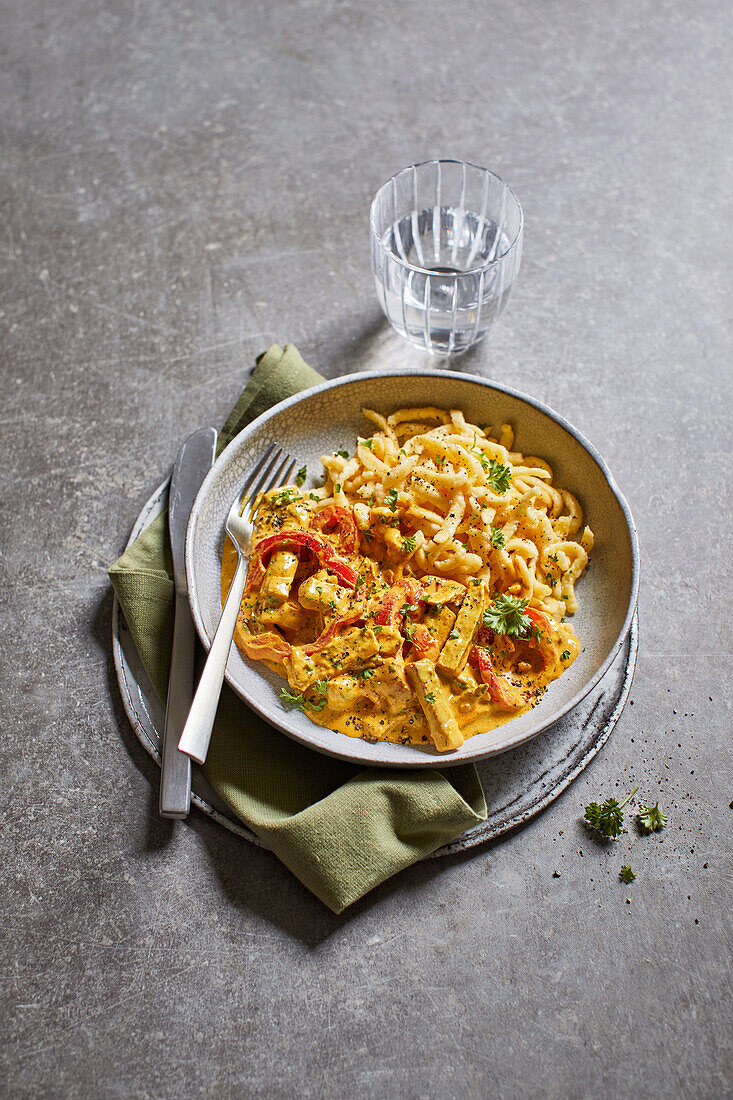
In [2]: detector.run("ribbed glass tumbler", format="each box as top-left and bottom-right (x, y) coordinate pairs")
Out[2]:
(370, 160), (523, 356)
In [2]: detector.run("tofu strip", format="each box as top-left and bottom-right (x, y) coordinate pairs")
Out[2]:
(259, 550), (299, 608)
(422, 604), (456, 651)
(436, 582), (487, 677)
(406, 660), (464, 751)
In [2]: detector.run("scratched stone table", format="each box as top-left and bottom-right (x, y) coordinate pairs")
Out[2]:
(1, 3), (731, 1098)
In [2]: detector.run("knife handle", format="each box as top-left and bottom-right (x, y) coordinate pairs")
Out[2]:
(177, 551), (247, 765)
(159, 592), (194, 818)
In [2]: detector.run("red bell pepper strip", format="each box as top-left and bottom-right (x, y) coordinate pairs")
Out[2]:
(300, 594), (367, 656)
(373, 578), (424, 627)
(524, 607), (557, 672)
(473, 646), (525, 710)
(310, 505), (359, 555)
(410, 623), (440, 660)
(241, 631), (291, 664)
(246, 529), (358, 592)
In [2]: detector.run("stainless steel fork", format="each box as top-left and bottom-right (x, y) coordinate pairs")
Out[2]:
(177, 443), (297, 764)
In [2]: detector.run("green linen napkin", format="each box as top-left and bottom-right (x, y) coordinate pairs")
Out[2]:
(109, 343), (487, 912)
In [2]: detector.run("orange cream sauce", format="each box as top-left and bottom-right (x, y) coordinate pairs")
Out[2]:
(219, 500), (578, 751)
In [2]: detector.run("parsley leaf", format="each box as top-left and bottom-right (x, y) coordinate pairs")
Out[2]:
(361, 437), (374, 451)
(448, 628), (460, 640)
(583, 787), (638, 838)
(560, 649), (570, 661)
(401, 535), (417, 554)
(638, 802), (667, 833)
(486, 459), (512, 495)
(354, 667), (375, 679)
(619, 865), (636, 884)
(483, 594), (532, 637)
(386, 487), (399, 512)
(279, 687), (305, 709)
(335, 449), (349, 459)
(280, 683), (328, 712)
(425, 692), (436, 703)
(295, 465), (307, 486)
(489, 526), (505, 548)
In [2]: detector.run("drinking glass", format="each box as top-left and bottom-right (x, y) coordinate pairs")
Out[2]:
(370, 160), (523, 356)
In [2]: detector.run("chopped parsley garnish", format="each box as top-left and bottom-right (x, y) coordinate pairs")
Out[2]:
(295, 465), (307, 486)
(309, 492), (320, 502)
(354, 667), (375, 679)
(361, 437), (374, 450)
(583, 787), (638, 838)
(273, 488), (301, 506)
(335, 449), (349, 459)
(334, 483), (341, 494)
(486, 459), (512, 494)
(489, 526), (505, 548)
(619, 865), (636, 884)
(483, 594), (532, 637)
(402, 535), (417, 554)
(448, 628), (460, 640)
(425, 692), (436, 703)
(638, 802), (668, 833)
(560, 649), (570, 661)
(355, 575), (365, 592)
(386, 487), (399, 512)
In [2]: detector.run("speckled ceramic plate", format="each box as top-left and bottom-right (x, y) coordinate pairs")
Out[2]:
(111, 476), (638, 855)
(186, 371), (639, 768)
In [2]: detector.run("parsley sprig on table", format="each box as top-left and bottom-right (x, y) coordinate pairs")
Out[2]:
(638, 802), (667, 833)
(486, 459), (512, 495)
(619, 865), (636, 884)
(483, 594), (532, 637)
(583, 787), (638, 837)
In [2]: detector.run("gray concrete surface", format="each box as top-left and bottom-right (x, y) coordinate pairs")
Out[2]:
(1, 2), (731, 1097)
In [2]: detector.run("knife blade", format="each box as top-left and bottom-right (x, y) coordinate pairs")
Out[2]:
(159, 426), (217, 818)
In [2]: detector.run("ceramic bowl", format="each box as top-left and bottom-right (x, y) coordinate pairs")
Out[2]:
(186, 371), (639, 768)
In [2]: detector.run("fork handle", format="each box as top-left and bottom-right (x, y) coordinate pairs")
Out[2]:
(178, 552), (247, 764)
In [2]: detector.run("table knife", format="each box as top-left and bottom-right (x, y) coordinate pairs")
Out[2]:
(159, 426), (217, 818)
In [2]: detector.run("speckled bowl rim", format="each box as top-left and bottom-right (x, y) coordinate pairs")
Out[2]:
(186, 370), (640, 768)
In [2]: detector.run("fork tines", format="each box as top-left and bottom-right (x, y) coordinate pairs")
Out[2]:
(238, 444), (297, 520)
